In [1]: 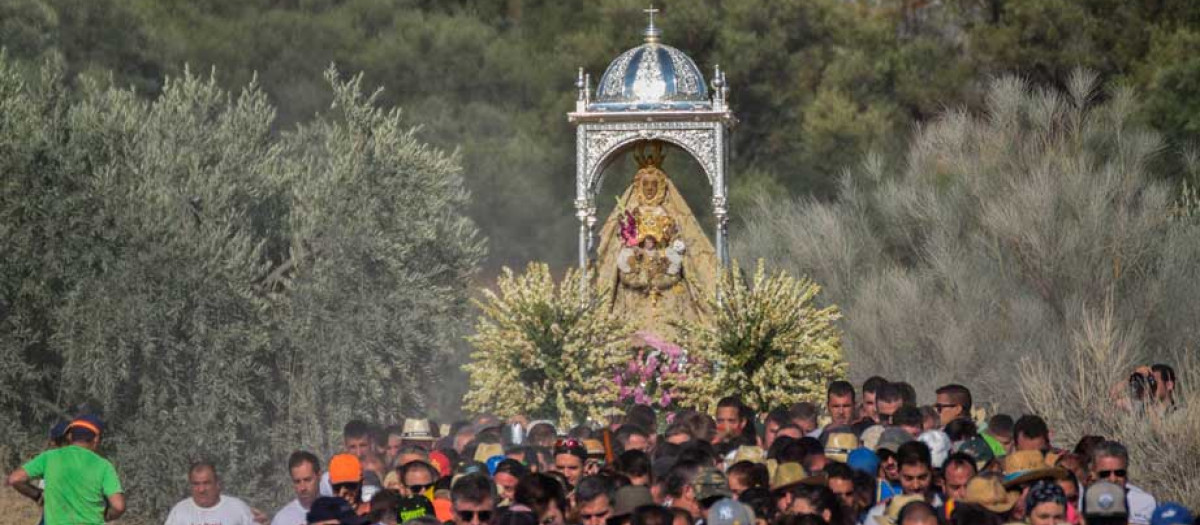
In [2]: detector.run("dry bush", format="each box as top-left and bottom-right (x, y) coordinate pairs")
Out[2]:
(736, 71), (1200, 410)
(1020, 302), (1200, 509)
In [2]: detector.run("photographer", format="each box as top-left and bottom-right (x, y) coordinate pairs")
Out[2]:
(1113, 364), (1178, 417)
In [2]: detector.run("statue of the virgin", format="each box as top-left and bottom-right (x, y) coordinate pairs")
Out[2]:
(594, 141), (718, 339)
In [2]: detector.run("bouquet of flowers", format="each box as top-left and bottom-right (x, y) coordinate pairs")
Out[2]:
(614, 332), (690, 412)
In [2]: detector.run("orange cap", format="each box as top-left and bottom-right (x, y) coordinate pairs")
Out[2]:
(329, 453), (363, 484)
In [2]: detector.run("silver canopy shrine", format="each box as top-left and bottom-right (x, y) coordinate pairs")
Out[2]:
(570, 7), (736, 338)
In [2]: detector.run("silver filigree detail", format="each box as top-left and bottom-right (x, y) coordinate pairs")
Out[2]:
(599, 48), (637, 99)
(630, 45), (666, 102)
(664, 47), (703, 97)
(579, 126), (720, 196)
(593, 43), (708, 108)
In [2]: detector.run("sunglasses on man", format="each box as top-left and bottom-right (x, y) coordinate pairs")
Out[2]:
(1097, 469), (1127, 479)
(457, 510), (493, 522)
(408, 483), (434, 493)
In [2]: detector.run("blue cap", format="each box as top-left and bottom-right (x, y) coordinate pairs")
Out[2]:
(847, 447), (879, 476)
(49, 421), (69, 440)
(306, 496), (369, 525)
(1152, 502), (1195, 525)
(67, 414), (105, 437)
(486, 455), (506, 476)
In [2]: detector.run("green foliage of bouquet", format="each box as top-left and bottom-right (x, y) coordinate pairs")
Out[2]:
(464, 263), (633, 428)
(674, 260), (847, 412)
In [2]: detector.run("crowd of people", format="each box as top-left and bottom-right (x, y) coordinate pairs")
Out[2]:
(5, 365), (1193, 525)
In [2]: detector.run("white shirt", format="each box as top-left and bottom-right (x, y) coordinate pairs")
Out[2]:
(165, 495), (256, 525)
(1127, 484), (1156, 525)
(270, 499), (309, 525)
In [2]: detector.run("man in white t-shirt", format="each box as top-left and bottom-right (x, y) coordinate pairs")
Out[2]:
(165, 461), (257, 525)
(271, 451), (322, 525)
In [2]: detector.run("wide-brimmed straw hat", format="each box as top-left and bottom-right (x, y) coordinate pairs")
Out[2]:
(1002, 450), (1068, 488)
(962, 474), (1020, 513)
(769, 462), (825, 492)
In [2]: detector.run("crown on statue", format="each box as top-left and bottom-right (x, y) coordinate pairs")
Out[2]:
(633, 141), (666, 170)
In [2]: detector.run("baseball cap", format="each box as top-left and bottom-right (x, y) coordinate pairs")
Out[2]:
(67, 414), (106, 437)
(428, 451), (452, 477)
(955, 436), (995, 469)
(875, 428), (913, 453)
(486, 455), (506, 476)
(1083, 481), (1128, 518)
(1151, 502), (1195, 525)
(706, 498), (755, 525)
(307, 496), (369, 525)
(693, 466), (732, 502)
(846, 448), (879, 476)
(49, 421), (69, 441)
(329, 454), (364, 484)
(917, 431), (951, 469)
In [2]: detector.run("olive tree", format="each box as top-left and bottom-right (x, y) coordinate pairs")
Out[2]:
(0, 57), (483, 521)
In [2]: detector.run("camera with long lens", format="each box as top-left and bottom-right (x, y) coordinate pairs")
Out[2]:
(1129, 372), (1158, 400)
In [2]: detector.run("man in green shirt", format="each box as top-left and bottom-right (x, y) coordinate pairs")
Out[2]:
(6, 415), (126, 524)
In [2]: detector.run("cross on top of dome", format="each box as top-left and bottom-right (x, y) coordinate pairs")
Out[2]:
(643, 5), (661, 43)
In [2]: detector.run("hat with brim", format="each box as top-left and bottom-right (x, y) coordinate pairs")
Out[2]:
(1002, 450), (1067, 489)
(825, 432), (859, 463)
(582, 439), (606, 458)
(402, 418), (437, 441)
(769, 462), (826, 492)
(473, 442), (504, 463)
(1003, 466), (1068, 488)
(860, 425), (886, 451)
(307, 496), (370, 525)
(694, 466), (733, 502)
(962, 475), (1020, 514)
(876, 427), (914, 453)
(66, 414), (105, 438)
(329, 454), (364, 485)
(731, 445), (766, 465)
(608, 485), (655, 525)
(871, 495), (924, 525)
(1083, 481), (1129, 518)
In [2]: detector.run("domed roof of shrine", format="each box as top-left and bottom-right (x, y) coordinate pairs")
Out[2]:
(588, 13), (711, 112)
